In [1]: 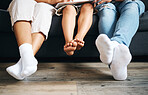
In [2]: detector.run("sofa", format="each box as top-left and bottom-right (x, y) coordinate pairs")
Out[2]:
(0, 0), (148, 62)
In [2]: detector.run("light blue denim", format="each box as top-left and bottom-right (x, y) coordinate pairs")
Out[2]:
(96, 0), (145, 47)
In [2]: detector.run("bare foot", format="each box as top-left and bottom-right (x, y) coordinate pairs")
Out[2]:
(74, 39), (85, 50)
(64, 40), (77, 56)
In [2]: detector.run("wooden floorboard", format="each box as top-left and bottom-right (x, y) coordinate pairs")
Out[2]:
(0, 62), (148, 95)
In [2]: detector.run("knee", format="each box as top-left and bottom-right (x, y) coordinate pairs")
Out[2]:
(63, 5), (77, 15)
(97, 3), (116, 11)
(125, 2), (139, 10)
(81, 3), (93, 13)
(97, 3), (116, 16)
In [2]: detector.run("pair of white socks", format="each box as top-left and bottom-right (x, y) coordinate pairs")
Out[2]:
(95, 34), (132, 80)
(6, 43), (38, 80)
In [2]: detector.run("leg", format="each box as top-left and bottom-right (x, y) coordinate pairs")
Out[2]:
(96, 3), (117, 38)
(111, 1), (145, 46)
(6, 0), (37, 80)
(13, 21), (32, 46)
(111, 44), (132, 80)
(6, 21), (36, 80)
(62, 5), (77, 56)
(95, 3), (119, 64)
(75, 3), (93, 50)
(110, 1), (145, 80)
(6, 2), (54, 80)
(32, 32), (45, 55)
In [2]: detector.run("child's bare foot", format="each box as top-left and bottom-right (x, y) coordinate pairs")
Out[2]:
(74, 39), (85, 50)
(64, 40), (77, 56)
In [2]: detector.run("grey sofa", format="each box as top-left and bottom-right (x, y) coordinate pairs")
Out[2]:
(0, 0), (148, 62)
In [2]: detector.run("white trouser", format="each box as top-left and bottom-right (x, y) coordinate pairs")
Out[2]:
(8, 0), (55, 39)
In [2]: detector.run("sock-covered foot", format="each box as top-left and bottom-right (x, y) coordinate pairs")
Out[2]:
(6, 59), (24, 80)
(110, 44), (132, 80)
(74, 39), (84, 50)
(95, 34), (119, 64)
(19, 43), (38, 77)
(64, 40), (77, 56)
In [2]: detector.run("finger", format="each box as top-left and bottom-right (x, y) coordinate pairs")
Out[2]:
(62, 0), (66, 3)
(58, 0), (64, 3)
(98, 0), (104, 5)
(93, 3), (96, 7)
(65, 0), (70, 2)
(93, 0), (97, 3)
(106, 0), (112, 3)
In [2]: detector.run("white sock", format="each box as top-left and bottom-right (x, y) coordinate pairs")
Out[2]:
(95, 34), (119, 64)
(6, 59), (24, 80)
(110, 44), (132, 80)
(19, 43), (38, 77)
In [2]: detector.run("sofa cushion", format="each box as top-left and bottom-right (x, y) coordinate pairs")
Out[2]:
(0, 0), (12, 10)
(138, 11), (148, 31)
(0, 10), (12, 33)
(141, 0), (148, 10)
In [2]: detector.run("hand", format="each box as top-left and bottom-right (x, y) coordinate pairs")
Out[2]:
(50, 0), (73, 4)
(35, 0), (73, 5)
(93, 0), (112, 5)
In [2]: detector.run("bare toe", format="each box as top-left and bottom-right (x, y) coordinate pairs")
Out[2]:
(74, 39), (85, 50)
(64, 41), (77, 56)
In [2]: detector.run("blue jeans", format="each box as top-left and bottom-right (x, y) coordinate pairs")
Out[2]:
(96, 0), (145, 47)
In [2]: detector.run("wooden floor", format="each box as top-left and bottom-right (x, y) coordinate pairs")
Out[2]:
(0, 62), (148, 95)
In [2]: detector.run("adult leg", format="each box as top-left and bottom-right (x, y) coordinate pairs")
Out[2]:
(111, 0), (145, 46)
(110, 0), (145, 80)
(96, 3), (117, 38)
(75, 3), (93, 50)
(62, 5), (77, 56)
(31, 3), (55, 55)
(6, 2), (54, 80)
(32, 33), (45, 55)
(6, 0), (37, 80)
(95, 3), (119, 64)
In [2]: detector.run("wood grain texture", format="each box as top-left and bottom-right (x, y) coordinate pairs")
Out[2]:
(0, 62), (148, 95)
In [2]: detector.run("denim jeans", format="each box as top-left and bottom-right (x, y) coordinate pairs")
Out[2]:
(96, 0), (145, 47)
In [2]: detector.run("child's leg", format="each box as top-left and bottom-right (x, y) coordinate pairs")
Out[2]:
(62, 5), (77, 56)
(75, 3), (93, 50)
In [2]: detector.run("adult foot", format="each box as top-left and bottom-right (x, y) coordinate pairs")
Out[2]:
(95, 34), (119, 64)
(64, 40), (77, 56)
(110, 44), (132, 80)
(6, 59), (24, 80)
(21, 57), (38, 77)
(19, 43), (38, 78)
